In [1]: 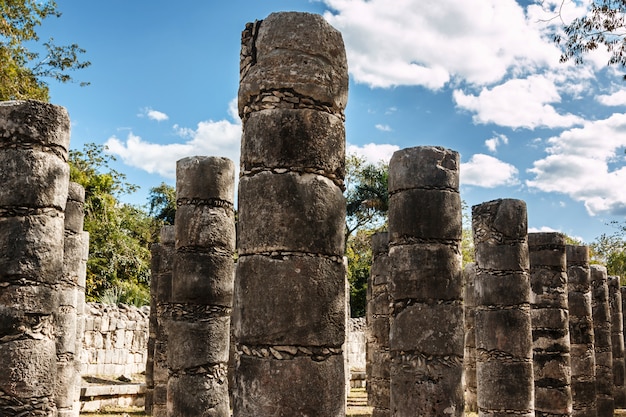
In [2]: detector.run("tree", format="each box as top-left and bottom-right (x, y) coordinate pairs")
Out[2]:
(591, 221), (626, 281)
(70, 143), (154, 305)
(555, 0), (626, 71)
(1, 0), (90, 101)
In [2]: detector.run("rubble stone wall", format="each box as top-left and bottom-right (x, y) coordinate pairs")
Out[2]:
(80, 302), (149, 377)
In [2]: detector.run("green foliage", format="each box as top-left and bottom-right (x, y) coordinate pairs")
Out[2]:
(346, 228), (377, 318)
(591, 223), (626, 282)
(69, 143), (153, 304)
(555, 0), (626, 71)
(148, 182), (176, 236)
(0, 0), (90, 101)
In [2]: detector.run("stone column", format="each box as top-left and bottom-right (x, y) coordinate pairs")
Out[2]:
(0, 100), (71, 417)
(566, 245), (597, 417)
(57, 182), (86, 417)
(472, 199), (534, 417)
(528, 232), (572, 417)
(608, 275), (626, 408)
(590, 265), (613, 417)
(367, 232), (391, 417)
(234, 11), (348, 417)
(388, 146), (464, 417)
(166, 157), (235, 417)
(463, 262), (478, 413)
(151, 226), (174, 417)
(74, 230), (88, 409)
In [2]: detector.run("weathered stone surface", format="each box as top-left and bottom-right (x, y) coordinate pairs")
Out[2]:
(0, 213), (65, 281)
(391, 302), (464, 355)
(591, 264), (614, 417)
(238, 172), (345, 256)
(234, 355), (345, 417)
(608, 275), (626, 407)
(0, 284), (57, 336)
(234, 254), (345, 347)
(0, 338), (56, 398)
(174, 205), (235, 252)
(464, 263), (478, 413)
(388, 146), (459, 192)
(388, 244), (462, 301)
(388, 145), (463, 417)
(566, 245), (597, 417)
(166, 316), (230, 371)
(239, 12), (348, 116)
(472, 199), (533, 416)
(388, 189), (461, 242)
(168, 373), (229, 417)
(171, 252), (234, 306)
(390, 356), (463, 416)
(242, 108), (345, 178)
(175, 156), (235, 204)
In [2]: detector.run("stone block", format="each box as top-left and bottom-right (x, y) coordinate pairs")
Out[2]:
(390, 356), (463, 416)
(474, 270), (532, 308)
(388, 243), (462, 301)
(242, 108), (345, 178)
(476, 360), (534, 411)
(0, 283), (57, 335)
(0, 338), (56, 398)
(0, 213), (64, 282)
(166, 316), (230, 371)
(176, 156), (235, 203)
(171, 252), (234, 306)
(167, 373), (229, 417)
(388, 189), (461, 242)
(388, 146), (459, 192)
(174, 204), (235, 251)
(234, 254), (345, 346)
(237, 172), (345, 256)
(390, 302), (464, 356)
(475, 308), (532, 358)
(238, 12), (348, 115)
(234, 355), (345, 417)
(474, 241), (530, 273)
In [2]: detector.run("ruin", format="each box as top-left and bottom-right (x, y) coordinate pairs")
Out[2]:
(529, 232), (572, 417)
(591, 264), (614, 417)
(472, 199), (534, 417)
(166, 157), (236, 417)
(366, 232), (391, 417)
(609, 275), (626, 407)
(388, 146), (464, 417)
(149, 225), (175, 417)
(566, 245), (597, 417)
(233, 11), (348, 417)
(463, 262), (478, 413)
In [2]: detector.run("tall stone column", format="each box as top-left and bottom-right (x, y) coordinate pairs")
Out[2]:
(367, 232), (391, 417)
(57, 182), (87, 417)
(590, 265), (613, 417)
(166, 157), (235, 417)
(388, 146), (464, 417)
(0, 100), (71, 417)
(151, 226), (174, 417)
(566, 245), (597, 417)
(463, 262), (478, 413)
(234, 11), (348, 417)
(608, 275), (626, 407)
(73, 230), (88, 411)
(472, 199), (534, 417)
(528, 232), (572, 417)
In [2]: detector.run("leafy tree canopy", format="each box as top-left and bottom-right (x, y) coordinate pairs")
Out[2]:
(1, 0), (90, 101)
(555, 0), (626, 72)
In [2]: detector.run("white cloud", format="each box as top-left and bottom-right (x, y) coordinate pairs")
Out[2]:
(347, 142), (399, 165)
(106, 99), (241, 179)
(528, 225), (561, 234)
(453, 75), (584, 129)
(140, 108), (169, 122)
(485, 133), (509, 153)
(597, 90), (626, 106)
(461, 154), (519, 187)
(527, 113), (626, 215)
(323, 0), (560, 89)
(375, 124), (392, 132)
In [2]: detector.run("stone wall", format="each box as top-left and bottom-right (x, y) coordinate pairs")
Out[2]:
(347, 317), (366, 372)
(80, 302), (150, 377)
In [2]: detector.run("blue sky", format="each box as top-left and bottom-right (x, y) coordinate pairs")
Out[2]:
(38, 0), (626, 242)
